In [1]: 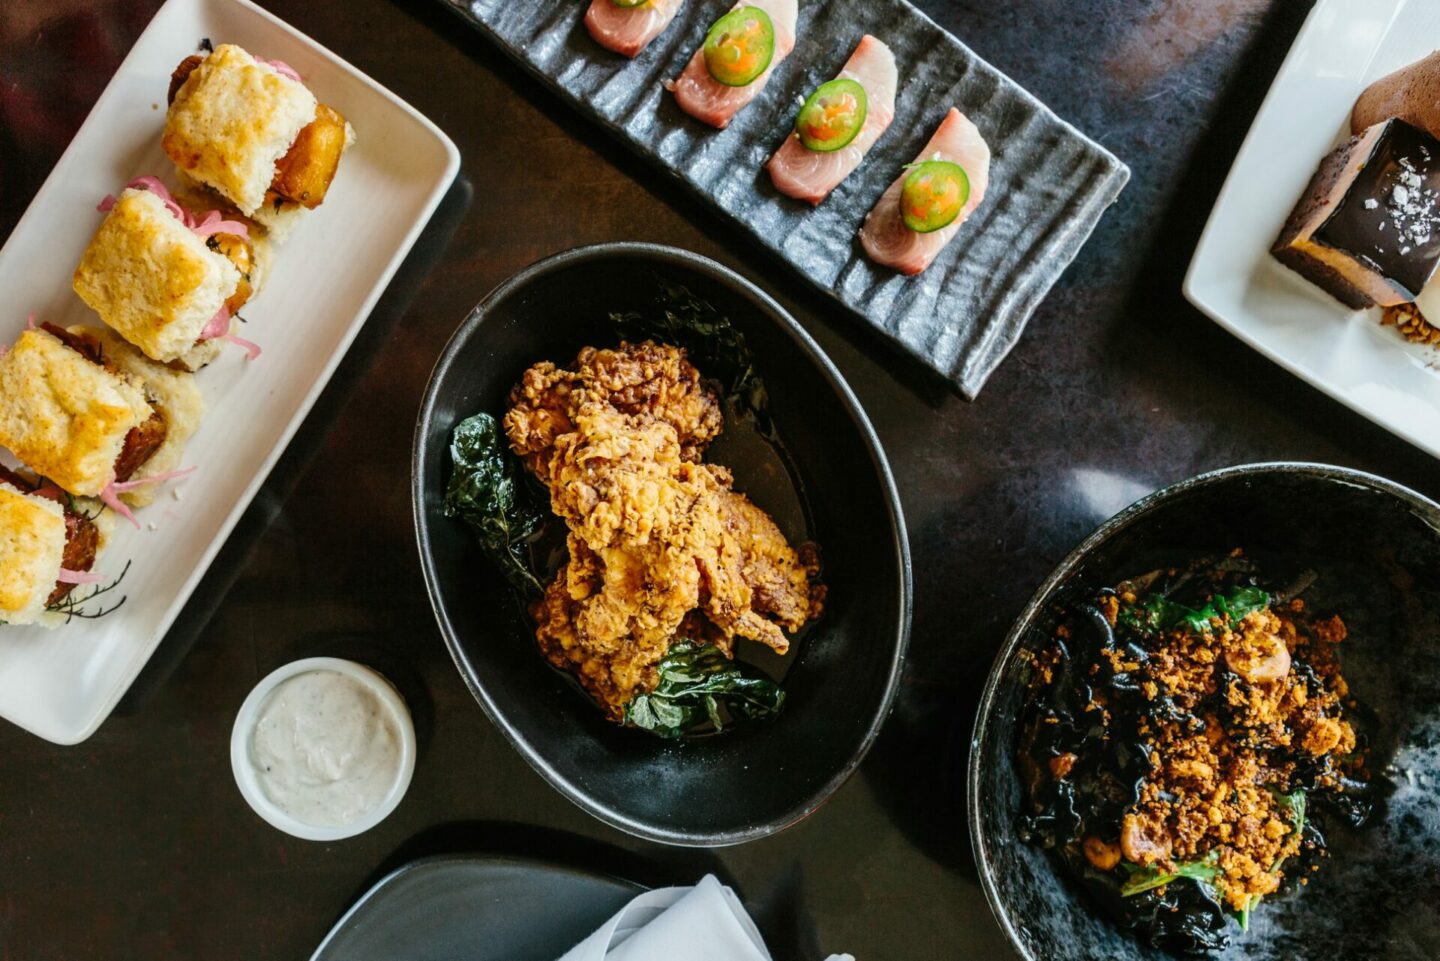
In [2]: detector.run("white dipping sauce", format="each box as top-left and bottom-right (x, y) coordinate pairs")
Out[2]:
(247, 670), (402, 829)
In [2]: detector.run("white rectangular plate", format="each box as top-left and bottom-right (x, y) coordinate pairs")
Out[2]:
(1184, 0), (1440, 459)
(0, 0), (459, 744)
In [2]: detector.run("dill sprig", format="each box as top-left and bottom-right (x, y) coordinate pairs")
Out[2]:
(45, 559), (131, 623)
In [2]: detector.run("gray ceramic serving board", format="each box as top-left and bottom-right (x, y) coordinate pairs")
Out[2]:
(439, 0), (1129, 398)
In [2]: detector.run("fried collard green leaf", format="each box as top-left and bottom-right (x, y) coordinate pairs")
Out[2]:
(1120, 851), (1220, 898)
(609, 278), (768, 422)
(624, 640), (785, 739)
(442, 412), (546, 596)
(1120, 586), (1271, 636)
(1272, 786), (1307, 835)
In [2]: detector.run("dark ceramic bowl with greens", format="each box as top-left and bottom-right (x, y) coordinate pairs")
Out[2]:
(412, 243), (911, 846)
(970, 463), (1440, 961)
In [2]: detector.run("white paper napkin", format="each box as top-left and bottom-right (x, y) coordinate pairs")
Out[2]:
(556, 874), (854, 961)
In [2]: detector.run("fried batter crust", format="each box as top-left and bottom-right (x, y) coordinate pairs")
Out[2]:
(505, 341), (724, 475)
(506, 342), (823, 719)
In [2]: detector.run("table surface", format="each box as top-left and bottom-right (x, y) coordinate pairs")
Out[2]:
(3, 1), (1437, 958)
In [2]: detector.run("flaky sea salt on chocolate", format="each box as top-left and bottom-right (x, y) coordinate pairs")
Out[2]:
(1273, 119), (1440, 309)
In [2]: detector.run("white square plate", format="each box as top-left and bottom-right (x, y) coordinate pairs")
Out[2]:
(1184, 0), (1440, 458)
(0, 0), (459, 744)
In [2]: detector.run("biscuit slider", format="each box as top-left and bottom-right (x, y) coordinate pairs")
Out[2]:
(0, 465), (116, 628)
(164, 44), (355, 241)
(0, 322), (201, 523)
(73, 178), (269, 370)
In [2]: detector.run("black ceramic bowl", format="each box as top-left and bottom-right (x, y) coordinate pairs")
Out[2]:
(970, 463), (1440, 961)
(413, 243), (911, 846)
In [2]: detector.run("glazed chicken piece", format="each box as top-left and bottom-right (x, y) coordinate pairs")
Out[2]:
(168, 55), (350, 210)
(268, 104), (349, 209)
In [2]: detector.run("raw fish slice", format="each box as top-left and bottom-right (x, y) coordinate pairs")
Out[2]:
(859, 108), (990, 276)
(767, 35), (897, 205)
(585, 0), (685, 59)
(666, 0), (798, 129)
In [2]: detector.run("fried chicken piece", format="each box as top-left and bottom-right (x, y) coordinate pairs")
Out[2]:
(533, 529), (706, 717)
(511, 342), (823, 720)
(505, 341), (723, 476)
(698, 480), (826, 653)
(529, 405), (718, 715)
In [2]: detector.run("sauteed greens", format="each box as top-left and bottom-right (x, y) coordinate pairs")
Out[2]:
(625, 640), (786, 738)
(442, 412), (546, 596)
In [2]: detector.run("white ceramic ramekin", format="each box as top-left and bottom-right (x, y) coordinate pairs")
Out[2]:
(230, 657), (416, 841)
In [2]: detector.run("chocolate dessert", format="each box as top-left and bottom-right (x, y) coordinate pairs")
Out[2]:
(1272, 118), (1440, 309)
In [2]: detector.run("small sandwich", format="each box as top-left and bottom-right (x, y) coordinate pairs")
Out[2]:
(163, 43), (355, 241)
(0, 465), (115, 628)
(73, 178), (270, 370)
(64, 325), (204, 508)
(0, 323), (201, 519)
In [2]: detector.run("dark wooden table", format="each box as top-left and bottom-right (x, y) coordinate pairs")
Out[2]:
(2, 1), (1436, 958)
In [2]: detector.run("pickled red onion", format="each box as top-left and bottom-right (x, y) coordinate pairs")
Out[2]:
(198, 303), (232, 342)
(257, 57), (301, 82)
(100, 465), (197, 527)
(222, 333), (262, 360)
(192, 210), (249, 240)
(98, 178), (252, 244)
(109, 466), (197, 493)
(57, 568), (105, 585)
(125, 175), (192, 226)
(99, 484), (138, 528)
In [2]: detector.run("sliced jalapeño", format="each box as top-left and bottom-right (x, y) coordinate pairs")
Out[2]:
(795, 78), (868, 152)
(703, 7), (776, 87)
(901, 160), (969, 233)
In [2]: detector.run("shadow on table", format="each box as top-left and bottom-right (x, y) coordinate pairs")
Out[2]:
(730, 862), (858, 961)
(332, 820), (723, 923)
(114, 174), (474, 715)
